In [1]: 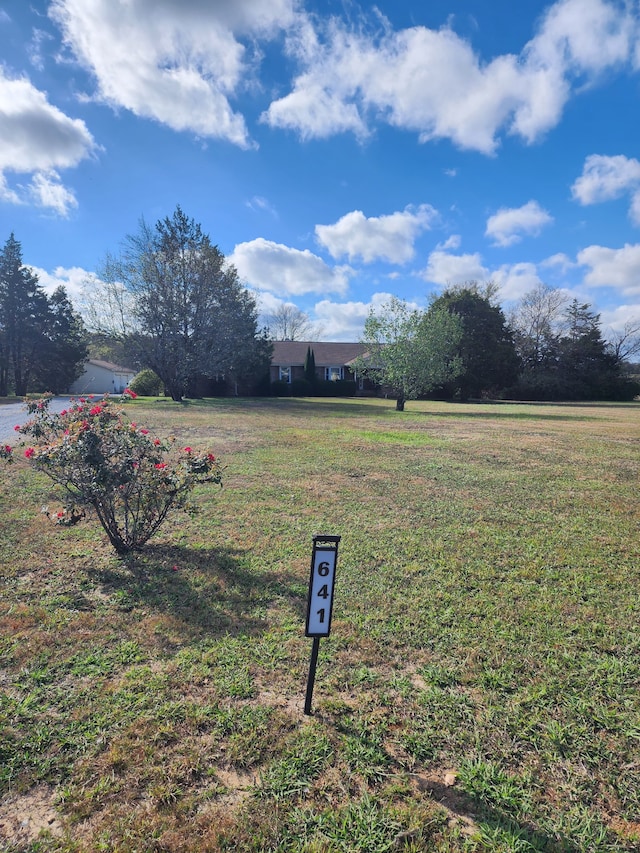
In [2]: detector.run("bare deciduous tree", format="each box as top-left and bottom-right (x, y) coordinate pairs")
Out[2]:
(266, 303), (320, 340)
(605, 319), (640, 366)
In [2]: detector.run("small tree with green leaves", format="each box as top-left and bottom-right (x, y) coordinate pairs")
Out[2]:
(354, 297), (463, 411)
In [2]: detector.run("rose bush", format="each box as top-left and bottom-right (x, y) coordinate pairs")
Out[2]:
(12, 393), (222, 554)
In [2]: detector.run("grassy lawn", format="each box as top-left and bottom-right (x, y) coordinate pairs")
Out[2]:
(1, 396), (639, 852)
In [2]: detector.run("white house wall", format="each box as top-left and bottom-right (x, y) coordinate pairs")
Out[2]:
(68, 365), (136, 395)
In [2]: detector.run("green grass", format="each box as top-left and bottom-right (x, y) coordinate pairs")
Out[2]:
(1, 396), (639, 851)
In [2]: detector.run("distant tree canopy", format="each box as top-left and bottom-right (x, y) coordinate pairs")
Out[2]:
(510, 285), (638, 401)
(0, 233), (87, 396)
(101, 206), (272, 401)
(266, 304), (317, 341)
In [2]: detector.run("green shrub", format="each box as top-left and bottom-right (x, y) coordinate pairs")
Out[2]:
(314, 379), (357, 397)
(129, 368), (164, 396)
(270, 380), (292, 397)
(291, 378), (312, 396)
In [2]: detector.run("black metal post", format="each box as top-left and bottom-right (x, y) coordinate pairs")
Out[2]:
(304, 636), (321, 715)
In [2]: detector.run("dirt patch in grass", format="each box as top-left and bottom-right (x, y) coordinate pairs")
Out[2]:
(0, 785), (62, 845)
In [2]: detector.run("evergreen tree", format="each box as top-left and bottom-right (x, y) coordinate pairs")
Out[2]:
(304, 346), (316, 383)
(0, 233), (50, 396)
(103, 206), (271, 401)
(557, 300), (619, 399)
(34, 286), (88, 393)
(428, 284), (520, 400)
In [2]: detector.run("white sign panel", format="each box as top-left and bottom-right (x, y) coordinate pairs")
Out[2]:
(305, 546), (338, 637)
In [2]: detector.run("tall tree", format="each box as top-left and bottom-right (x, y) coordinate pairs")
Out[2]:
(557, 300), (619, 399)
(303, 346), (316, 383)
(34, 286), (88, 394)
(0, 233), (50, 396)
(103, 206), (271, 401)
(428, 283), (520, 400)
(355, 296), (463, 411)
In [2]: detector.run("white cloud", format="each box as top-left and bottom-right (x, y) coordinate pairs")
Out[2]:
(30, 265), (100, 300)
(485, 200), (553, 247)
(438, 234), (461, 250)
(263, 0), (639, 153)
(422, 249), (489, 285)
(246, 195), (277, 216)
(0, 174), (22, 205)
(526, 0), (634, 76)
(312, 292), (403, 341)
(28, 28), (54, 72)
(541, 252), (576, 272)
(229, 237), (353, 296)
(600, 303), (640, 334)
(0, 69), (97, 212)
(631, 191), (640, 226)
(28, 171), (78, 217)
(493, 262), (543, 302)
(49, 0), (296, 147)
(315, 204), (437, 263)
(264, 23), (526, 153)
(578, 243), (640, 296)
(571, 154), (640, 205)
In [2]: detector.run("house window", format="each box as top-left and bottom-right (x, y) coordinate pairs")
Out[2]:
(325, 366), (343, 382)
(279, 366), (291, 383)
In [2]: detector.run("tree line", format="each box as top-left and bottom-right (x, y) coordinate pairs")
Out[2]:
(2, 209), (639, 405)
(356, 284), (640, 410)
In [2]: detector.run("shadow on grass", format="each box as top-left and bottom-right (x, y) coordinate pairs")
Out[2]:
(414, 773), (587, 852)
(88, 543), (308, 640)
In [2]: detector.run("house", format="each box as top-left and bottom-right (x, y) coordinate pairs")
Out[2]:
(270, 341), (373, 391)
(67, 359), (137, 396)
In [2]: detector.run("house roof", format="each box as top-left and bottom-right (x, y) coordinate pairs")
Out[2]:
(86, 359), (137, 374)
(271, 341), (368, 366)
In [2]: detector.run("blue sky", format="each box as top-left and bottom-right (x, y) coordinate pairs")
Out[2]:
(1, 0), (640, 340)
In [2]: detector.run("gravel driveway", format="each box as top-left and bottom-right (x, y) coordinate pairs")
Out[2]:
(0, 397), (73, 443)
